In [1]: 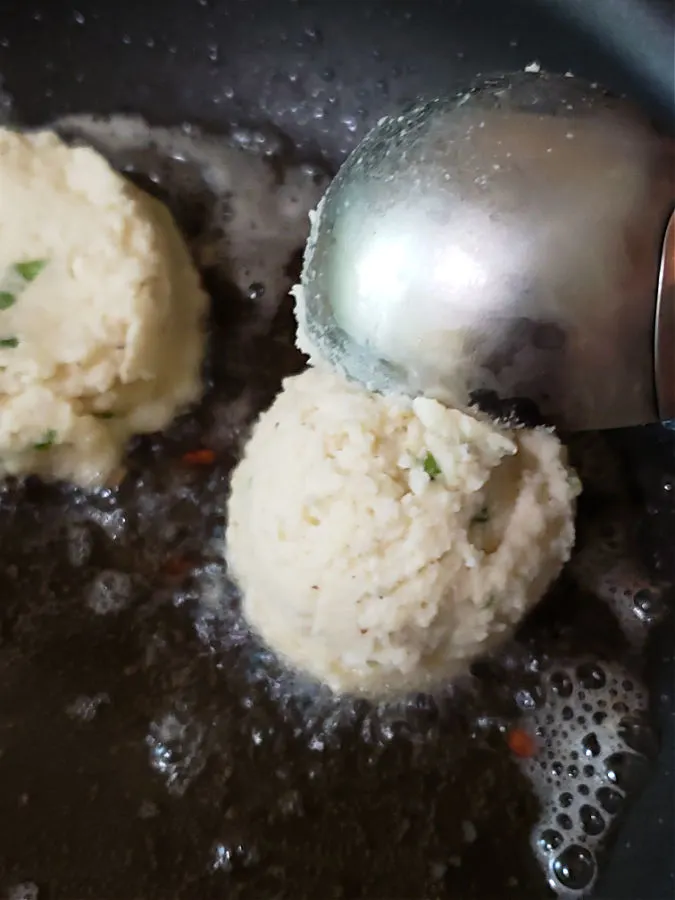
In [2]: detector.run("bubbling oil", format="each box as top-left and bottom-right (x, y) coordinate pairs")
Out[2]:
(517, 659), (654, 895)
(50, 117), (675, 898)
(0, 116), (672, 900)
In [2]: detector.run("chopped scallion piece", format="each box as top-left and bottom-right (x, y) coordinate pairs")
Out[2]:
(0, 336), (18, 348)
(0, 292), (15, 310)
(423, 451), (441, 479)
(15, 259), (49, 282)
(34, 429), (57, 451)
(93, 411), (115, 420)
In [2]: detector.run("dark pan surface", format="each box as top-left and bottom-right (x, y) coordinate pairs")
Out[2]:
(0, 2), (673, 899)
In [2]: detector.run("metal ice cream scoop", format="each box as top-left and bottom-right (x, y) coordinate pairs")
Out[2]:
(295, 72), (675, 431)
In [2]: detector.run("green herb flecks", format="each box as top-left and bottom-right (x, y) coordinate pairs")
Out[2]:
(423, 451), (442, 479)
(93, 411), (116, 420)
(0, 259), (49, 315)
(34, 429), (57, 451)
(0, 336), (18, 348)
(15, 259), (49, 282)
(472, 505), (490, 524)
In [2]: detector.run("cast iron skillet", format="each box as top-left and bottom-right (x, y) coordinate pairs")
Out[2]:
(0, 1), (673, 899)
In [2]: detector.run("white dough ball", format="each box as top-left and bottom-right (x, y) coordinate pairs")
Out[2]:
(226, 366), (580, 697)
(0, 128), (208, 488)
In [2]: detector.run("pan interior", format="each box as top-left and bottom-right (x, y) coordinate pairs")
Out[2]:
(0, 116), (673, 900)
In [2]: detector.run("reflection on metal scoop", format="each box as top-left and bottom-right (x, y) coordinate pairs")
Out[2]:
(296, 72), (675, 431)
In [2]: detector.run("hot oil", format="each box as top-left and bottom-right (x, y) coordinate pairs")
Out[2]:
(0, 119), (672, 900)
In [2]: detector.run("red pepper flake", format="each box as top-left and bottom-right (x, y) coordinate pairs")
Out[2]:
(163, 556), (193, 578)
(181, 448), (216, 466)
(507, 728), (537, 759)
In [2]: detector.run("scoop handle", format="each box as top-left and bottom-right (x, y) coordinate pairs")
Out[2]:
(536, 0), (675, 129)
(656, 210), (675, 421)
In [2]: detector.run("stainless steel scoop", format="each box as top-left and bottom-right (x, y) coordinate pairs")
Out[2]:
(295, 72), (675, 431)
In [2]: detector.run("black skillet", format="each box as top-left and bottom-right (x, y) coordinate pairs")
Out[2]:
(0, 1), (673, 899)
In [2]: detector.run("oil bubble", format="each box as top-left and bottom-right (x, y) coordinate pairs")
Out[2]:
(633, 588), (666, 623)
(247, 282), (266, 300)
(604, 751), (650, 792)
(580, 804), (605, 836)
(556, 813), (574, 831)
(539, 829), (564, 852)
(146, 712), (207, 796)
(209, 840), (259, 873)
(515, 687), (539, 710)
(550, 672), (573, 698)
(552, 845), (596, 891)
(617, 715), (658, 758)
(596, 786), (623, 815)
(581, 733), (601, 758)
(576, 663), (606, 691)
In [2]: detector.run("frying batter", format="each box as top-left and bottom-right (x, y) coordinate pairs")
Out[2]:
(226, 366), (580, 696)
(0, 128), (208, 488)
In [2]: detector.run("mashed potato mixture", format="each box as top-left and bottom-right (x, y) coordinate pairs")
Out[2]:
(0, 129), (207, 487)
(227, 366), (580, 696)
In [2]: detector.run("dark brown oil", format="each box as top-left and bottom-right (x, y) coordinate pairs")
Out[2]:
(0, 119), (672, 900)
